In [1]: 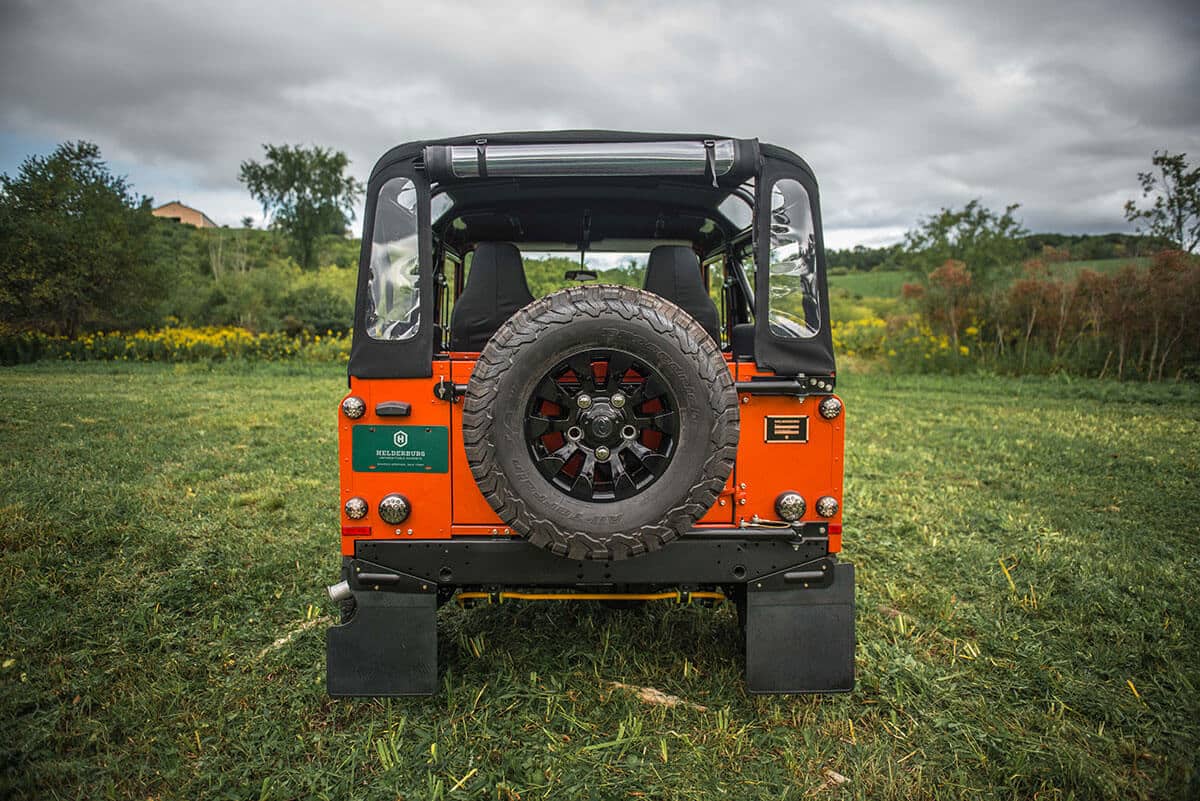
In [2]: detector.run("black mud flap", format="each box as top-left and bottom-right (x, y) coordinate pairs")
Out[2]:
(327, 589), (438, 697)
(744, 560), (855, 693)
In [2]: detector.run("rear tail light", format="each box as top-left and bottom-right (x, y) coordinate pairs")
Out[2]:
(775, 492), (806, 522)
(344, 497), (368, 520)
(818, 397), (842, 419)
(378, 493), (411, 525)
(816, 496), (839, 518)
(341, 396), (366, 419)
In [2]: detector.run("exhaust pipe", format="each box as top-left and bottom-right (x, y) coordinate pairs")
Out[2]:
(326, 580), (353, 603)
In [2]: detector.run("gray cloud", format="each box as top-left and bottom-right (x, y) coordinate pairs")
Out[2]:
(2, 0), (1197, 246)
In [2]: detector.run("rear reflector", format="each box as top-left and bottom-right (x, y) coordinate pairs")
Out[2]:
(828, 524), (842, 536)
(341, 525), (371, 538)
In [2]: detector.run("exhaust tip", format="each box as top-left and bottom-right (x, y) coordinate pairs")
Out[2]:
(326, 580), (352, 604)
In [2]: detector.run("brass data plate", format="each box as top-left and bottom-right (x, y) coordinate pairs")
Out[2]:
(764, 415), (808, 443)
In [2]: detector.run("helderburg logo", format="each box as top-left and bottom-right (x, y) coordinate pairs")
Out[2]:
(393, 430), (409, 448)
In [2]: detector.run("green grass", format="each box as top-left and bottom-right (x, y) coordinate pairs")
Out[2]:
(829, 270), (910, 303)
(828, 270), (909, 323)
(2, 364), (1198, 800)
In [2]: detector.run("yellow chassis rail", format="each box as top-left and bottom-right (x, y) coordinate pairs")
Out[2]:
(456, 590), (726, 605)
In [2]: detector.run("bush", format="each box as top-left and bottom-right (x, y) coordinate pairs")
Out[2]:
(895, 250), (1200, 380)
(0, 326), (350, 366)
(832, 315), (979, 373)
(280, 284), (353, 335)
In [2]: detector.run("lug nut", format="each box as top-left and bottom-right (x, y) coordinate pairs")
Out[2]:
(595, 446), (611, 461)
(577, 394), (593, 409)
(611, 392), (626, 408)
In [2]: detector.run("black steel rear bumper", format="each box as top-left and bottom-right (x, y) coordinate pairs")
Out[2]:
(327, 532), (855, 696)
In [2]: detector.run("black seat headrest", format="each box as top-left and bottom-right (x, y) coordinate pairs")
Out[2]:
(449, 243), (534, 351)
(643, 245), (721, 344)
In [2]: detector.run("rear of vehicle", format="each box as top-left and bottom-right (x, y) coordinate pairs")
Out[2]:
(326, 132), (853, 695)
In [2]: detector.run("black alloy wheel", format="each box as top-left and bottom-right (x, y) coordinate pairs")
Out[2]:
(524, 349), (680, 503)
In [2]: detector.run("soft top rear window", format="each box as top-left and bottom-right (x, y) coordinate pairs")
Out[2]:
(366, 176), (420, 341)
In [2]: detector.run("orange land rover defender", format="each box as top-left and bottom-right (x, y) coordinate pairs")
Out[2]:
(326, 132), (853, 695)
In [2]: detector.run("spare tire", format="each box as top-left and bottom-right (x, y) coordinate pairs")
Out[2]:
(462, 285), (739, 560)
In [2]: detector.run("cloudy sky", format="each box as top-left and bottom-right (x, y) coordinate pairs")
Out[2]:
(2, 0), (1197, 248)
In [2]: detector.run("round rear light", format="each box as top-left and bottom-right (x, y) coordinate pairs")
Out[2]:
(819, 396), (842, 420)
(816, 496), (839, 518)
(342, 396), (366, 419)
(775, 492), (806, 522)
(378, 493), (411, 525)
(344, 497), (368, 520)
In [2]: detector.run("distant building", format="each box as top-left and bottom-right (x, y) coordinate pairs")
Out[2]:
(152, 201), (218, 228)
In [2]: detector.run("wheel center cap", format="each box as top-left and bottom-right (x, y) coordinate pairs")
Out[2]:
(591, 415), (615, 439)
(582, 401), (620, 443)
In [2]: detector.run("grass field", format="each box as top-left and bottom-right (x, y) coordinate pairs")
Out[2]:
(829, 270), (911, 301)
(2, 364), (1199, 800)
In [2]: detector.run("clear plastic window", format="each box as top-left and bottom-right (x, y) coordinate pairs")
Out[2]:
(366, 177), (420, 340)
(768, 179), (820, 339)
(718, 193), (752, 230)
(431, 191), (453, 223)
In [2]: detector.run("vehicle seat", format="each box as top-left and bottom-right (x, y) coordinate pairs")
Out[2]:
(450, 242), (535, 351)
(642, 245), (721, 343)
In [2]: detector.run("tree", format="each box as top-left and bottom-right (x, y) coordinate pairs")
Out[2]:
(0, 141), (162, 336)
(902, 199), (1028, 286)
(1124, 150), (1200, 253)
(239, 144), (364, 270)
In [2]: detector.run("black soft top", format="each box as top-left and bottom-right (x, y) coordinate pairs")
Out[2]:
(351, 130), (833, 380)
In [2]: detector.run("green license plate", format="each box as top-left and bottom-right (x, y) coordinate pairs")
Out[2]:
(352, 425), (449, 473)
